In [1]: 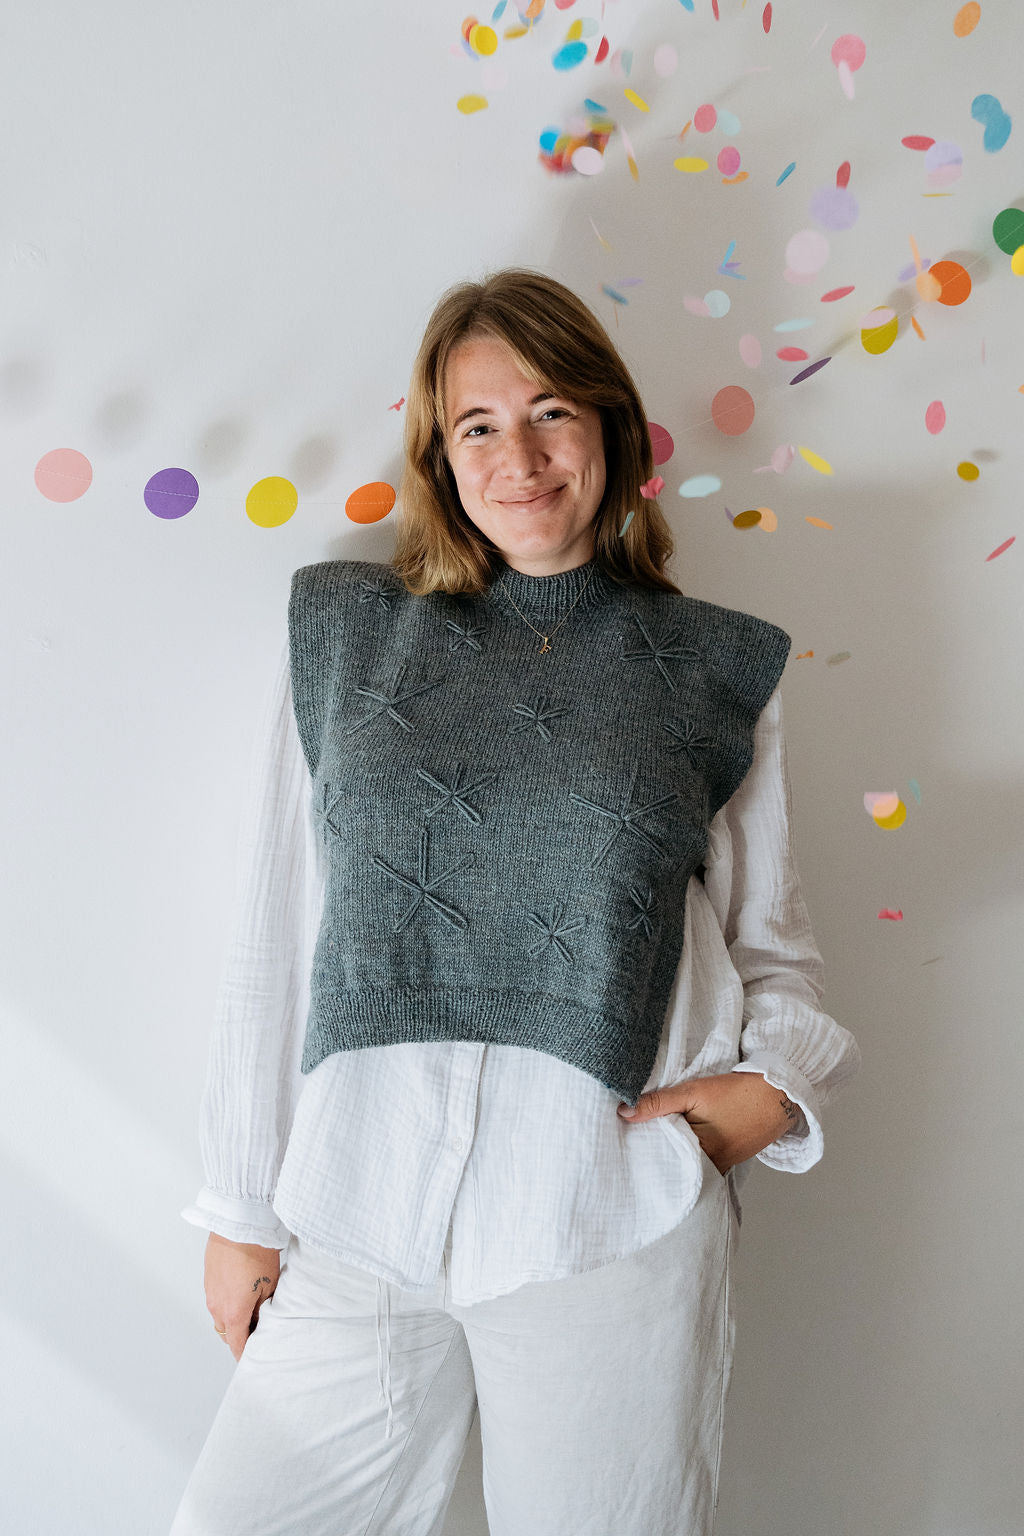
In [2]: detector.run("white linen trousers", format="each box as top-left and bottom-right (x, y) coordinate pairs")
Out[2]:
(170, 1147), (736, 1536)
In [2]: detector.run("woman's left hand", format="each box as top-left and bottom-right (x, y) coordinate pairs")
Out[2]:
(617, 1072), (802, 1175)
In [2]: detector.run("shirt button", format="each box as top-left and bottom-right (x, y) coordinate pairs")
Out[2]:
(451, 1137), (465, 1154)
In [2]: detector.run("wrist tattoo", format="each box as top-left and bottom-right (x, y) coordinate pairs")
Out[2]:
(779, 1094), (798, 1122)
(252, 1276), (273, 1292)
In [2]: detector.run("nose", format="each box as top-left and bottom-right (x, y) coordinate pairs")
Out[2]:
(497, 422), (548, 480)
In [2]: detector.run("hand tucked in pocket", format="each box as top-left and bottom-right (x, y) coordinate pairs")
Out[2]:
(616, 1072), (803, 1175)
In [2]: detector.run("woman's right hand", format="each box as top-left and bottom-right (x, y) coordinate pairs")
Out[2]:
(204, 1231), (282, 1362)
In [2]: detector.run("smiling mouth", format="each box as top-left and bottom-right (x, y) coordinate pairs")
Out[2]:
(499, 487), (564, 507)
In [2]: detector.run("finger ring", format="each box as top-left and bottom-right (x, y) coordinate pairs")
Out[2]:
(214, 1325), (227, 1335)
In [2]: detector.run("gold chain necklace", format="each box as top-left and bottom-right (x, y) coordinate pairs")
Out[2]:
(494, 564), (596, 654)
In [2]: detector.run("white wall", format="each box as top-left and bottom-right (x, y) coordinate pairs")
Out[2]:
(2, 2), (1021, 1532)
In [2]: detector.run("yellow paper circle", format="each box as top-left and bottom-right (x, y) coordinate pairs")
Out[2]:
(469, 24), (497, 54)
(861, 309), (898, 354)
(873, 799), (907, 829)
(457, 94), (488, 114)
(1011, 245), (1024, 275)
(674, 156), (709, 173)
(956, 461), (980, 480)
(246, 476), (298, 528)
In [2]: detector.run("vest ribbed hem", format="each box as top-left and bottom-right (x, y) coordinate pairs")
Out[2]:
(304, 985), (655, 1106)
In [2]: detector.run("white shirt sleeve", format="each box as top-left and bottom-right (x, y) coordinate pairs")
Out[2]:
(179, 632), (314, 1248)
(702, 684), (861, 1171)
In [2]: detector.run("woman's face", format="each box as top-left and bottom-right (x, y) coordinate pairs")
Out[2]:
(442, 334), (607, 575)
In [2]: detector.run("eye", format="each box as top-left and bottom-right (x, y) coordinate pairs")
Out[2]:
(462, 408), (570, 440)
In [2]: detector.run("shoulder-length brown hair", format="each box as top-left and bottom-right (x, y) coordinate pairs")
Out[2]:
(391, 267), (682, 598)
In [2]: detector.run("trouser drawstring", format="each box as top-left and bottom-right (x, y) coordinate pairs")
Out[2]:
(375, 1276), (395, 1439)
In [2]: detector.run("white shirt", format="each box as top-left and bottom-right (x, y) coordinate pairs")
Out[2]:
(181, 627), (860, 1308)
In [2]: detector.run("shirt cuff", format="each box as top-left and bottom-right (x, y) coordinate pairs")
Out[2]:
(180, 1187), (293, 1250)
(731, 1054), (824, 1172)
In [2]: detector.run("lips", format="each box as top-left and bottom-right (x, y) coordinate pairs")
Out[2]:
(499, 486), (564, 506)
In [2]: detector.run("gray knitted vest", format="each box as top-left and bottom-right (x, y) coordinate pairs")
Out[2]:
(288, 555), (791, 1106)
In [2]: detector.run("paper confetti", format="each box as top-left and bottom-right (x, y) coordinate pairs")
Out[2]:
(878, 909), (904, 921)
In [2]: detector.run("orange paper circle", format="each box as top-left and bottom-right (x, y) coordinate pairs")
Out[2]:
(928, 260), (972, 306)
(346, 481), (397, 524)
(711, 385), (756, 435)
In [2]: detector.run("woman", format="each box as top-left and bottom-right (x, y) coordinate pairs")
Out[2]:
(172, 268), (859, 1536)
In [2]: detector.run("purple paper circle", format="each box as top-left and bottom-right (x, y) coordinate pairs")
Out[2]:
(144, 467), (200, 521)
(809, 185), (859, 231)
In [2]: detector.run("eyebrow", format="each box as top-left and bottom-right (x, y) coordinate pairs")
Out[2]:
(450, 393), (559, 432)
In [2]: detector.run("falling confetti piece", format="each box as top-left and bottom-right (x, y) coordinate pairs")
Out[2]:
(775, 318), (813, 332)
(902, 135), (935, 151)
(810, 185), (859, 230)
(763, 3), (772, 33)
(693, 103), (717, 132)
(756, 506), (778, 532)
(786, 229), (830, 275)
(674, 156), (709, 173)
(806, 517), (834, 529)
(619, 508), (635, 535)
(771, 444), (795, 473)
(601, 281), (627, 301)
(739, 333), (762, 366)
(925, 400), (946, 434)
(624, 87), (649, 111)
(457, 94), (489, 114)
(553, 40), (588, 70)
(777, 347), (809, 361)
(346, 481), (396, 524)
(469, 24), (498, 53)
(874, 800), (907, 829)
(956, 461), (980, 480)
(648, 423), (675, 464)
(640, 476), (665, 498)
(986, 536), (1014, 560)
(878, 909), (904, 921)
(704, 289), (731, 317)
(954, 3), (981, 37)
(679, 474), (722, 498)
(733, 509), (763, 528)
(790, 357), (832, 384)
(827, 651), (851, 665)
(864, 791), (899, 818)
(717, 108), (741, 134)
(653, 43), (678, 77)
(798, 445), (833, 475)
(971, 93), (1012, 153)
(831, 35), (866, 70)
(796, 650), (814, 659)
(776, 161), (796, 185)
(573, 146), (606, 174)
(718, 145), (741, 176)
(907, 780), (922, 803)
(712, 385), (755, 435)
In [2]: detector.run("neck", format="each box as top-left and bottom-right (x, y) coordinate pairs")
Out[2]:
(488, 553), (613, 620)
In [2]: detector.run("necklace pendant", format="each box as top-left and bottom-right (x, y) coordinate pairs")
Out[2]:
(539, 636), (551, 654)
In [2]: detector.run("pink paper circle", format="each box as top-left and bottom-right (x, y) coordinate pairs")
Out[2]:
(831, 33), (866, 70)
(34, 447), (93, 503)
(717, 145), (741, 176)
(786, 229), (830, 275)
(739, 333), (762, 367)
(711, 386), (755, 436)
(693, 103), (717, 133)
(648, 422), (676, 465)
(925, 400), (946, 435)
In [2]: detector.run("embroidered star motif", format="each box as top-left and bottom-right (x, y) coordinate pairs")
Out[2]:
(319, 780), (346, 846)
(416, 763), (497, 825)
(356, 575), (399, 611)
(372, 824), (475, 933)
(344, 662), (446, 736)
(568, 761), (681, 868)
(664, 717), (714, 765)
(509, 693), (571, 741)
(444, 617), (488, 653)
(621, 614), (700, 691)
(626, 881), (657, 939)
(525, 902), (587, 963)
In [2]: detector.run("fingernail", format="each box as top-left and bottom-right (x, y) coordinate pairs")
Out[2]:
(618, 1105), (636, 1118)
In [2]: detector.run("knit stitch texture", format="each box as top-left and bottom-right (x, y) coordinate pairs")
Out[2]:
(288, 555), (791, 1105)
